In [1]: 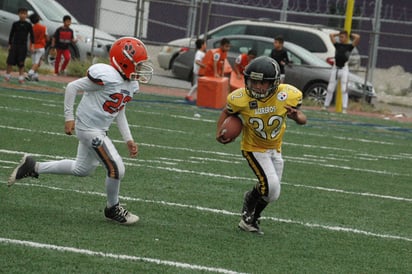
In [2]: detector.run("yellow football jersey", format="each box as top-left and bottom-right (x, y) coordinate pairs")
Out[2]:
(226, 84), (303, 152)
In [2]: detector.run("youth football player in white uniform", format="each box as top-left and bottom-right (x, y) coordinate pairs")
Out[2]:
(8, 37), (153, 225)
(216, 56), (307, 234)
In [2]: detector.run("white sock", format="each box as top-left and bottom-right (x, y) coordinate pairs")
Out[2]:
(28, 69), (34, 75)
(106, 177), (120, 207)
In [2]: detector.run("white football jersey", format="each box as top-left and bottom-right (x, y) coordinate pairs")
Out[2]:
(65, 63), (139, 132)
(193, 49), (205, 74)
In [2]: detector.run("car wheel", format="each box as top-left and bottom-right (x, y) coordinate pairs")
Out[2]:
(305, 82), (328, 105)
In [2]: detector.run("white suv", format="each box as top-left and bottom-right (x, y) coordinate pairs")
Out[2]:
(158, 19), (360, 70)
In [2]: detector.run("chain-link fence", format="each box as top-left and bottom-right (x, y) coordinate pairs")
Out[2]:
(64, 0), (411, 74)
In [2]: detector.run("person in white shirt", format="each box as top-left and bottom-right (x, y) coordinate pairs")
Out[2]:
(8, 37), (153, 225)
(185, 38), (206, 102)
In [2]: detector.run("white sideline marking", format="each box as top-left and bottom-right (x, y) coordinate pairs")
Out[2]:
(1, 93), (408, 145)
(0, 105), (63, 117)
(0, 94), (63, 104)
(129, 123), (186, 134)
(6, 182), (412, 243)
(1, 149), (411, 203)
(288, 183), (412, 202)
(0, 237), (246, 274)
(0, 124), (67, 136)
(292, 130), (395, 145)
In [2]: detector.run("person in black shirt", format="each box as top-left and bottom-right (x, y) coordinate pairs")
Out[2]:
(270, 35), (289, 83)
(323, 30), (360, 113)
(5, 7), (34, 83)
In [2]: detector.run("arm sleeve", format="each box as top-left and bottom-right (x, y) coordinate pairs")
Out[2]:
(64, 77), (99, 121)
(8, 23), (15, 45)
(29, 24), (34, 44)
(116, 109), (133, 142)
(53, 28), (59, 42)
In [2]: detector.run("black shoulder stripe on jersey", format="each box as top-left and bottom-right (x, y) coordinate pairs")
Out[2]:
(87, 70), (104, 86)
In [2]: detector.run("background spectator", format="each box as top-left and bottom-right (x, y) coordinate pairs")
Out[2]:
(185, 38), (206, 102)
(270, 35), (289, 83)
(199, 38), (230, 78)
(51, 15), (77, 76)
(26, 13), (48, 81)
(4, 7), (34, 84)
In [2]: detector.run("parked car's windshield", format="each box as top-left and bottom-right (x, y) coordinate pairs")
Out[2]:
(31, 0), (78, 23)
(286, 42), (331, 67)
(209, 25), (246, 39)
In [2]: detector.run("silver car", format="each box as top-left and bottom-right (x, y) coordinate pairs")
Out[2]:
(0, 0), (116, 62)
(158, 19), (361, 72)
(170, 35), (375, 104)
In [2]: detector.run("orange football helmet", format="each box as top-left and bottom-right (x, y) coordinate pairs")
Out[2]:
(109, 37), (153, 82)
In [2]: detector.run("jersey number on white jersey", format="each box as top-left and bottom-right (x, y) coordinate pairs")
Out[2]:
(103, 93), (132, 114)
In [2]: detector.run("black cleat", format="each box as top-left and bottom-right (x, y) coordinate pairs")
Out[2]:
(104, 203), (139, 225)
(238, 217), (264, 235)
(8, 154), (39, 186)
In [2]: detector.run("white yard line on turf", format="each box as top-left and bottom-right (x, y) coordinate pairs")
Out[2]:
(2, 182), (412, 243)
(0, 237), (247, 274)
(1, 148), (412, 202)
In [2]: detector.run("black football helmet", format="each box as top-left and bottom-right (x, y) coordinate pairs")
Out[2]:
(243, 56), (281, 99)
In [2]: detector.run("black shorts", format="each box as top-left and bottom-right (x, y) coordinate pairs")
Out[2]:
(7, 45), (28, 67)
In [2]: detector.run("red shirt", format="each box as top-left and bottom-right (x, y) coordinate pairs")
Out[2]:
(54, 26), (74, 50)
(32, 23), (47, 49)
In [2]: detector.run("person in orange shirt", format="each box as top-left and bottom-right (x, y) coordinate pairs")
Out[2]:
(27, 13), (48, 81)
(199, 38), (230, 78)
(233, 49), (257, 79)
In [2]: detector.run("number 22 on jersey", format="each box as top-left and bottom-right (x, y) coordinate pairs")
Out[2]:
(103, 93), (132, 114)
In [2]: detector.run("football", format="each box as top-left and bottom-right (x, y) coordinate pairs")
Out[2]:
(220, 115), (243, 141)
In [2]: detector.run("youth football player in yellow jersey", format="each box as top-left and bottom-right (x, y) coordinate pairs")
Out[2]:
(216, 56), (307, 234)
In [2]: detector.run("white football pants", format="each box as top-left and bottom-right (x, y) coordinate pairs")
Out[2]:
(324, 65), (349, 109)
(242, 149), (284, 203)
(37, 129), (125, 207)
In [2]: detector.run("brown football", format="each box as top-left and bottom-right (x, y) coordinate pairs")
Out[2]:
(220, 115), (243, 141)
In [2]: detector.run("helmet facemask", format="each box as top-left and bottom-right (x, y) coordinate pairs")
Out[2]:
(121, 47), (153, 83)
(130, 61), (153, 83)
(245, 72), (280, 100)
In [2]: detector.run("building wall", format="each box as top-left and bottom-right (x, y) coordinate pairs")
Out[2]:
(56, 0), (96, 26)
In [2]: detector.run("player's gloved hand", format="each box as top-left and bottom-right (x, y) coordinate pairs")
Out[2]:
(65, 120), (75, 135)
(127, 140), (138, 158)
